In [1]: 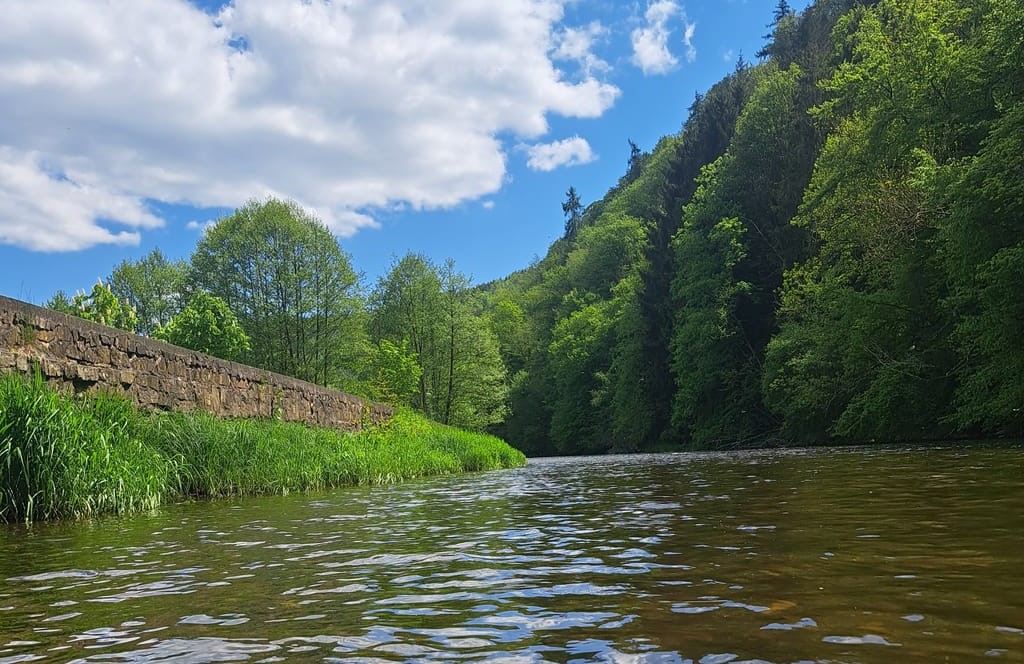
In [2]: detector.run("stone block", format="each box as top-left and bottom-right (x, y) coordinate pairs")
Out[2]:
(93, 347), (111, 365)
(3, 327), (21, 348)
(65, 343), (86, 361)
(40, 358), (63, 378)
(76, 365), (99, 382)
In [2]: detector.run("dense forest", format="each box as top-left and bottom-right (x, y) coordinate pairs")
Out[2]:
(482, 0), (1024, 454)
(48, 0), (1023, 455)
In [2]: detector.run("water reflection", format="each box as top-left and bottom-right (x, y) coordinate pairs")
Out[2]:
(1, 446), (1023, 662)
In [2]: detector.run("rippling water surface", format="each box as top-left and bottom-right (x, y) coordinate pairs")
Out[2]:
(2, 446), (1024, 663)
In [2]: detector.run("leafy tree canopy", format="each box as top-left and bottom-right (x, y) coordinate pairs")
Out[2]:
(154, 291), (251, 362)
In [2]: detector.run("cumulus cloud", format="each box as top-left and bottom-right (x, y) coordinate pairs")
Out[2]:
(631, 1), (695, 74)
(524, 136), (595, 171)
(0, 0), (619, 251)
(0, 148), (160, 251)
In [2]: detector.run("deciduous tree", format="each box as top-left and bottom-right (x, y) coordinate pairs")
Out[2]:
(189, 198), (363, 386)
(154, 291), (250, 362)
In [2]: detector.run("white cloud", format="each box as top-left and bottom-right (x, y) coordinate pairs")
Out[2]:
(524, 136), (595, 171)
(552, 21), (610, 76)
(0, 0), (619, 251)
(723, 49), (735, 63)
(482, 200), (496, 210)
(185, 219), (216, 233)
(683, 21), (697, 63)
(0, 148), (160, 251)
(630, 1), (695, 75)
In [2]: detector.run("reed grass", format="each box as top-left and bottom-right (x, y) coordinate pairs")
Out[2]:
(0, 373), (167, 521)
(0, 373), (526, 522)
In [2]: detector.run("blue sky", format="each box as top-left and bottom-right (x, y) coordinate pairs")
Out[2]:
(0, 0), (807, 303)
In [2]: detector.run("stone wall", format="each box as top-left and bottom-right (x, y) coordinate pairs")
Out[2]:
(0, 295), (390, 431)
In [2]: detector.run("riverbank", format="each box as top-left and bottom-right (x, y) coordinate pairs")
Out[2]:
(0, 373), (526, 522)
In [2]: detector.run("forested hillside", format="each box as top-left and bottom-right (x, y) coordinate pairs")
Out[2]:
(480, 0), (1024, 454)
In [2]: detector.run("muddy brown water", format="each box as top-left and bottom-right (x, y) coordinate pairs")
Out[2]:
(1, 446), (1023, 663)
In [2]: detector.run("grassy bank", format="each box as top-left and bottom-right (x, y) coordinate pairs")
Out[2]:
(0, 373), (526, 522)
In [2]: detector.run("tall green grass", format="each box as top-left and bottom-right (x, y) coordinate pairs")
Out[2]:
(0, 373), (167, 521)
(0, 373), (525, 522)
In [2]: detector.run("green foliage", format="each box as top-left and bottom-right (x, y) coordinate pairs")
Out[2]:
(492, 0), (1024, 452)
(547, 297), (617, 454)
(370, 254), (508, 431)
(190, 197), (364, 386)
(369, 253), (442, 411)
(369, 339), (423, 406)
(0, 373), (167, 522)
(668, 63), (810, 447)
(154, 291), (251, 362)
(0, 374), (524, 522)
(109, 249), (189, 336)
(46, 281), (139, 332)
(950, 245), (1024, 435)
(671, 210), (758, 445)
(763, 0), (1012, 442)
(483, 292), (532, 376)
(564, 214), (648, 299)
(940, 100), (1024, 434)
(606, 272), (655, 451)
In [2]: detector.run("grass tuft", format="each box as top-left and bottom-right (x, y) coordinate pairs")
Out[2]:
(0, 374), (525, 522)
(0, 373), (167, 522)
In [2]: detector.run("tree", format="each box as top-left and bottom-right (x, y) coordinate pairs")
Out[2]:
(369, 254), (507, 430)
(763, 0), (994, 442)
(154, 291), (250, 362)
(548, 296), (617, 454)
(611, 67), (760, 451)
(940, 102), (1024, 435)
(369, 254), (443, 411)
(188, 198), (364, 386)
(627, 139), (644, 178)
(46, 281), (138, 332)
(772, 0), (792, 24)
(538, 214), (648, 452)
(108, 249), (189, 336)
(562, 186), (583, 239)
(668, 64), (811, 447)
(368, 339), (422, 406)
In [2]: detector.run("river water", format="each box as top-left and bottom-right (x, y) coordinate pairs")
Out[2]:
(1, 446), (1023, 663)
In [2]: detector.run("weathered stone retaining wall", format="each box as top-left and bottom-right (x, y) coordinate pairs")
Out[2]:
(0, 295), (390, 431)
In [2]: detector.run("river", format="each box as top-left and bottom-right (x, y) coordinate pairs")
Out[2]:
(1, 446), (1022, 663)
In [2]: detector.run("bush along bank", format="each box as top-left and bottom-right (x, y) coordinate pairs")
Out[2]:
(0, 372), (527, 523)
